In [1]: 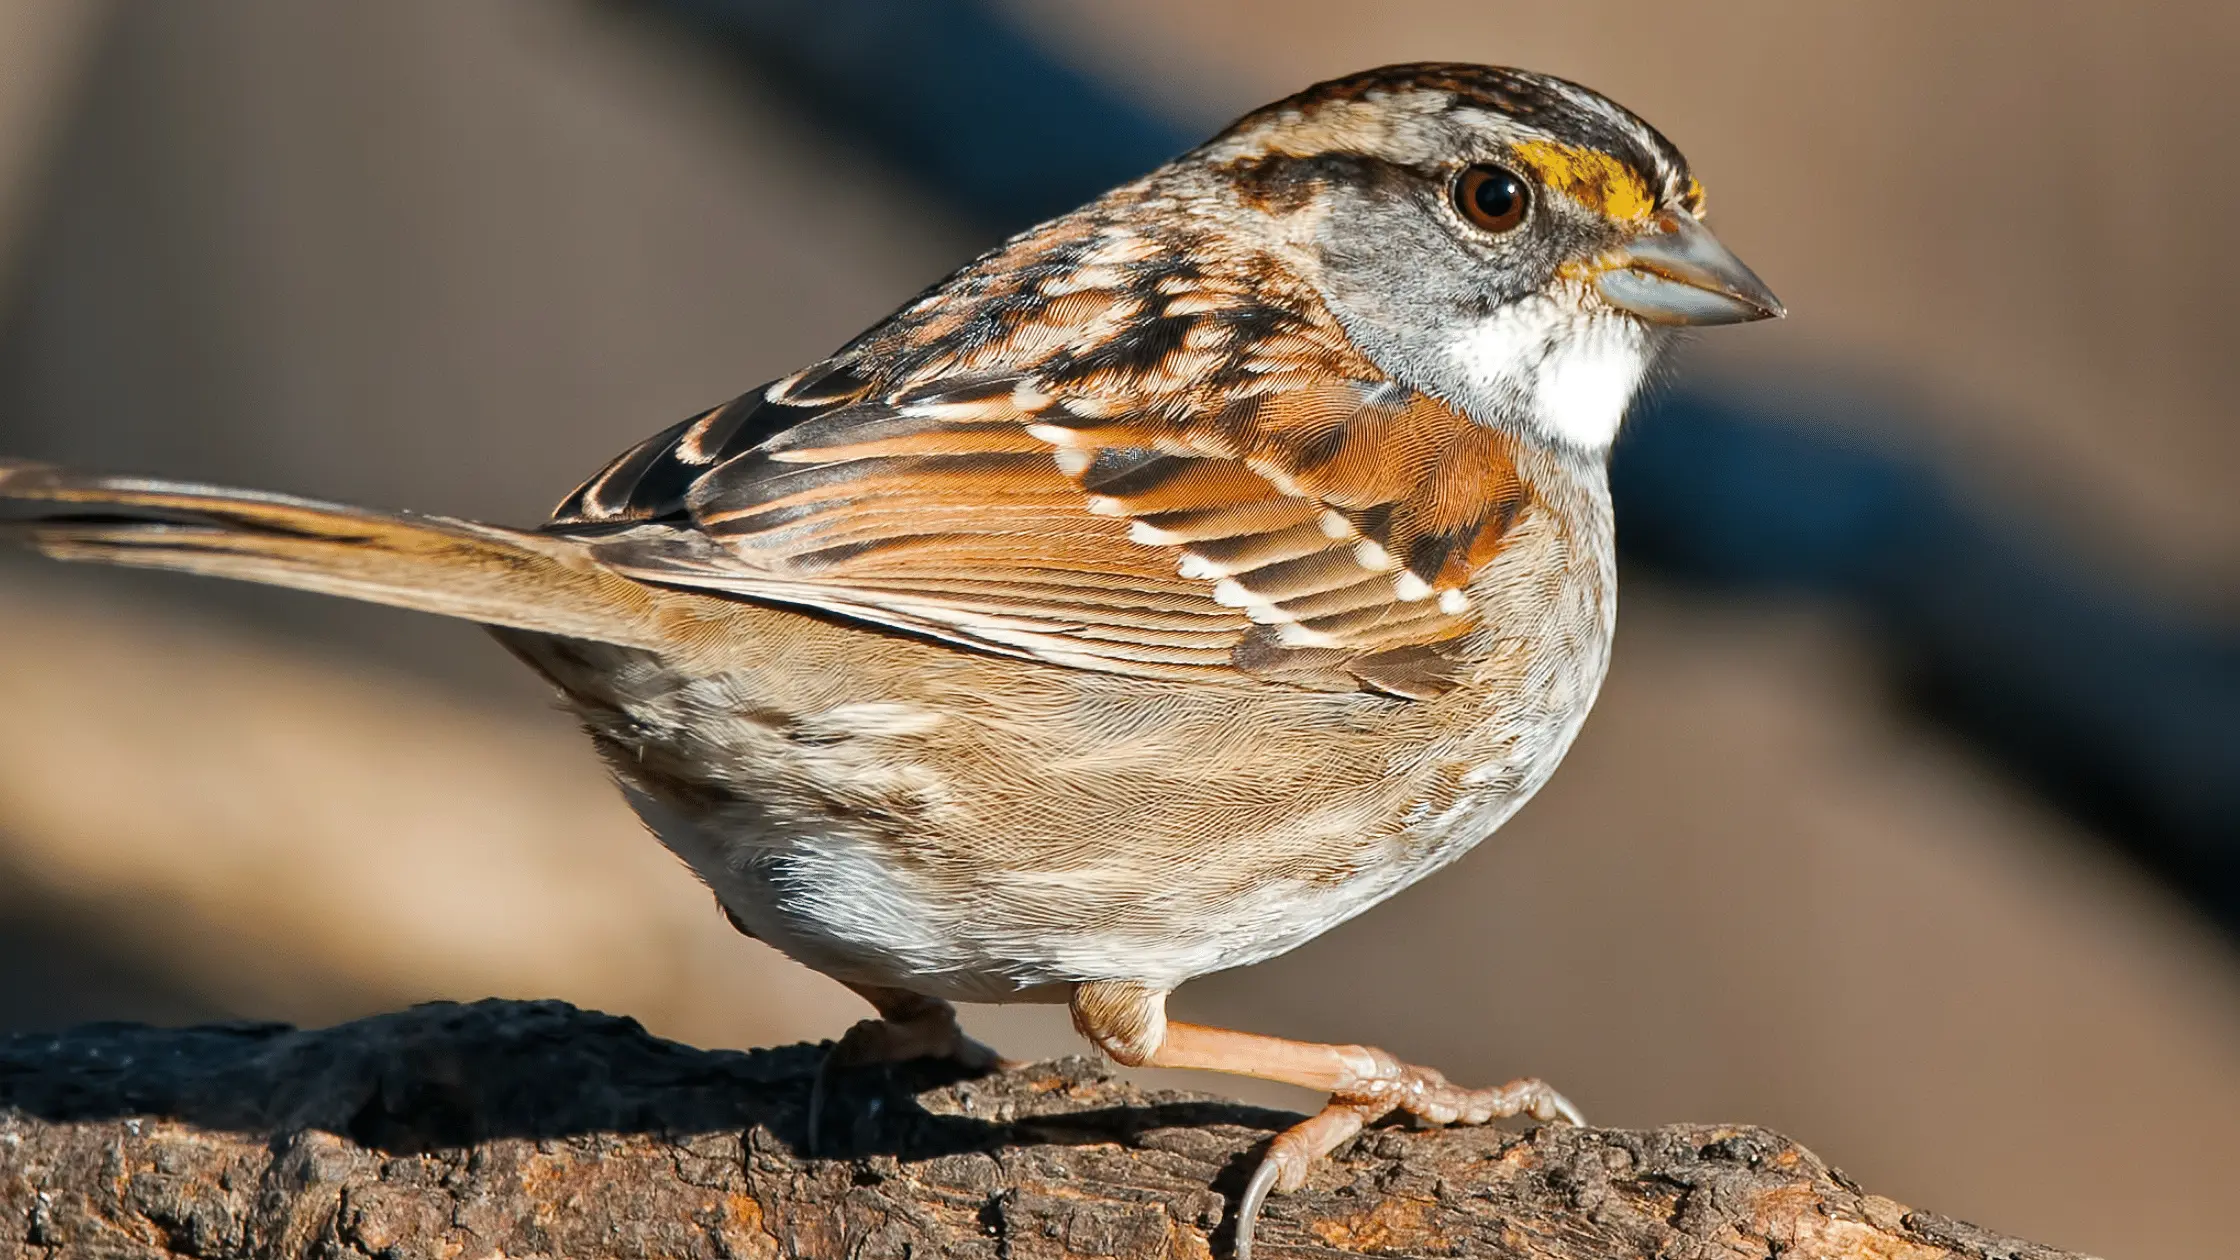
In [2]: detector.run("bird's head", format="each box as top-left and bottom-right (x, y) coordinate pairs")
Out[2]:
(1194, 63), (1783, 452)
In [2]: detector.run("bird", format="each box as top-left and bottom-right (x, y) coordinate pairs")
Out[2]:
(0, 63), (1779, 1256)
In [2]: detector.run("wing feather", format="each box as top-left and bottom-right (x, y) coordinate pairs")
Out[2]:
(545, 219), (1541, 698)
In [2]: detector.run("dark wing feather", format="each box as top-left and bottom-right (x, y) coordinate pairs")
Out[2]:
(548, 386), (825, 528)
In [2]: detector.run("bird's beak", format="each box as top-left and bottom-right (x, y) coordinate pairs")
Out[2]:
(1594, 210), (1784, 326)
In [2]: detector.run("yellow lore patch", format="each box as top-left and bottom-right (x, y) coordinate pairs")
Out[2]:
(1513, 140), (1655, 221)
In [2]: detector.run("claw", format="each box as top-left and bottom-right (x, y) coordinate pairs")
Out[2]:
(804, 1047), (840, 1158)
(1233, 1152), (1285, 1260)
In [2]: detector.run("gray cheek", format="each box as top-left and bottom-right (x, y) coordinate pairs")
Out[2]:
(1326, 199), (1447, 293)
(1315, 193), (1543, 354)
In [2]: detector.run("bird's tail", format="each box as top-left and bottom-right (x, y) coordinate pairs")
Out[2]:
(0, 460), (680, 648)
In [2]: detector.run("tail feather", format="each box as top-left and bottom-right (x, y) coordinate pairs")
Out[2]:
(0, 460), (678, 648)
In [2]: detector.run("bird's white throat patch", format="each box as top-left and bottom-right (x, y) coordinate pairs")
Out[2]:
(1445, 298), (1651, 452)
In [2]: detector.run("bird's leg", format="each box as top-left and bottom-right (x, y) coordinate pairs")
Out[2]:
(1071, 981), (1581, 1260)
(830, 983), (1008, 1073)
(806, 982), (1013, 1154)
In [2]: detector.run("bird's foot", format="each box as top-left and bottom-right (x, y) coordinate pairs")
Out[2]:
(807, 987), (1015, 1155)
(1235, 1064), (1581, 1259)
(1065, 981), (1580, 1260)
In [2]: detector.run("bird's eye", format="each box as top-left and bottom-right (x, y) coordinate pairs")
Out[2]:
(1454, 164), (1529, 233)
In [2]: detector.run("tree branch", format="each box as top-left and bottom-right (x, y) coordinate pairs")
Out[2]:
(1, 999), (2087, 1258)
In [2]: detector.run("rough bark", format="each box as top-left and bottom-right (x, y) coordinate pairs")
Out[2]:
(0, 999), (2086, 1259)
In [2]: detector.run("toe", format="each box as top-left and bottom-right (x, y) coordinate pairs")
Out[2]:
(1231, 1100), (1374, 1257)
(1520, 1079), (1586, 1126)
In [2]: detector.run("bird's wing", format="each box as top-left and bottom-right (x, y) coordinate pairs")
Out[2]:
(544, 221), (1538, 699)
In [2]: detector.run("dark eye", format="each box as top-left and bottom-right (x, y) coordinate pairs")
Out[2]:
(1454, 164), (1529, 233)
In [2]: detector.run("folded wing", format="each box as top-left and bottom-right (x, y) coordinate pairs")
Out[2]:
(544, 221), (1535, 698)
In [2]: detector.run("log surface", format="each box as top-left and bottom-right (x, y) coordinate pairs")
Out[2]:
(0, 999), (2087, 1259)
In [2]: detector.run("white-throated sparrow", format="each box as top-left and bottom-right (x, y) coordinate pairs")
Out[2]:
(2, 63), (1779, 1255)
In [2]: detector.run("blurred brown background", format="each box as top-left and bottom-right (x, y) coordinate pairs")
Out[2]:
(0, 5), (2234, 1259)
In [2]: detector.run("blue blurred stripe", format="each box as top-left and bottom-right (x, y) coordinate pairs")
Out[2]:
(657, 0), (1191, 225)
